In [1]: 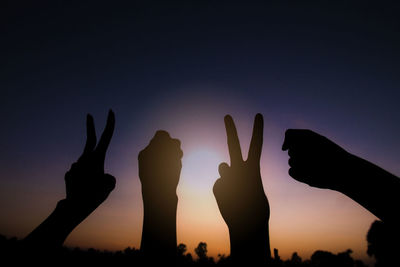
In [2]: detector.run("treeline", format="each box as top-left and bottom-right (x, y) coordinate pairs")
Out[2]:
(0, 235), (369, 267)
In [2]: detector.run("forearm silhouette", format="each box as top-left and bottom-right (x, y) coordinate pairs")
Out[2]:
(24, 111), (116, 248)
(213, 114), (271, 265)
(138, 130), (183, 262)
(282, 129), (400, 226)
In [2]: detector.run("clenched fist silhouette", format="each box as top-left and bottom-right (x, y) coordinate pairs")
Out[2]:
(138, 130), (183, 202)
(138, 130), (183, 262)
(282, 129), (351, 191)
(282, 128), (400, 226)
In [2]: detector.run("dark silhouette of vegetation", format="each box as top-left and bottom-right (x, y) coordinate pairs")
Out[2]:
(195, 242), (215, 265)
(1, 235), (371, 267)
(195, 242), (208, 260)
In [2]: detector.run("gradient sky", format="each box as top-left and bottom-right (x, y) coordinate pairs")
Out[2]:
(1, 1), (400, 265)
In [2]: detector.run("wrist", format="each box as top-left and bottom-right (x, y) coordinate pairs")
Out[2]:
(328, 152), (359, 192)
(229, 221), (271, 262)
(141, 194), (178, 257)
(141, 185), (178, 206)
(23, 199), (85, 248)
(142, 194), (178, 217)
(55, 199), (90, 228)
(334, 153), (368, 193)
(229, 224), (269, 247)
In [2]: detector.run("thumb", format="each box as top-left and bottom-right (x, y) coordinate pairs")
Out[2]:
(103, 174), (116, 191)
(282, 129), (294, 151)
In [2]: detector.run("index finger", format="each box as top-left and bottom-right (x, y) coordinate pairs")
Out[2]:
(82, 114), (97, 156)
(248, 113), (263, 163)
(282, 129), (294, 151)
(95, 110), (115, 162)
(224, 115), (243, 165)
(282, 129), (312, 150)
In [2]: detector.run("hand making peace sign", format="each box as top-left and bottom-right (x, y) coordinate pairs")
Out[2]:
(213, 114), (271, 263)
(65, 110), (116, 214)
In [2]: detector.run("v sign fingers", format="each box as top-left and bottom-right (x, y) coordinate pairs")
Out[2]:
(214, 114), (271, 264)
(95, 110), (115, 168)
(65, 111), (116, 217)
(80, 114), (97, 161)
(248, 113), (263, 165)
(23, 111), (116, 250)
(224, 115), (243, 166)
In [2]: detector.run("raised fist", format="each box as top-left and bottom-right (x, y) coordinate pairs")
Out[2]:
(138, 130), (183, 202)
(282, 129), (352, 190)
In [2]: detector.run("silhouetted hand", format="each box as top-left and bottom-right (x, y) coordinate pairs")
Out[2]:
(65, 110), (116, 214)
(24, 110), (116, 249)
(138, 130), (182, 202)
(138, 130), (183, 261)
(282, 129), (351, 191)
(213, 114), (270, 263)
(282, 128), (400, 225)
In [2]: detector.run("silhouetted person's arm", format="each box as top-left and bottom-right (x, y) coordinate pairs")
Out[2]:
(213, 114), (271, 265)
(282, 129), (400, 226)
(23, 111), (116, 248)
(138, 130), (183, 263)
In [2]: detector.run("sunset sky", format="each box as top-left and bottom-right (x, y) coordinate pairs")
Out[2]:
(1, 1), (400, 265)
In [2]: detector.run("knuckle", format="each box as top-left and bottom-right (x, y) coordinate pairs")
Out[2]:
(218, 163), (229, 176)
(70, 162), (79, 170)
(285, 128), (295, 137)
(155, 130), (170, 139)
(138, 150), (145, 160)
(104, 174), (116, 189)
(213, 178), (222, 194)
(178, 149), (183, 159)
(172, 138), (181, 147)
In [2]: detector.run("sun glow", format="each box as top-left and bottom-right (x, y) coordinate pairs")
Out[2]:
(179, 148), (224, 191)
(177, 147), (230, 258)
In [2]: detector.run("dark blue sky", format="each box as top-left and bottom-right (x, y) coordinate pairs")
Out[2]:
(2, 0), (399, 169)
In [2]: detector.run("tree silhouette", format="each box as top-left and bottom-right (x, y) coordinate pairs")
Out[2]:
(310, 249), (357, 267)
(274, 248), (281, 262)
(195, 242), (208, 260)
(177, 243), (195, 266)
(177, 243), (188, 256)
(290, 252), (302, 264)
(0, 234), (373, 267)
